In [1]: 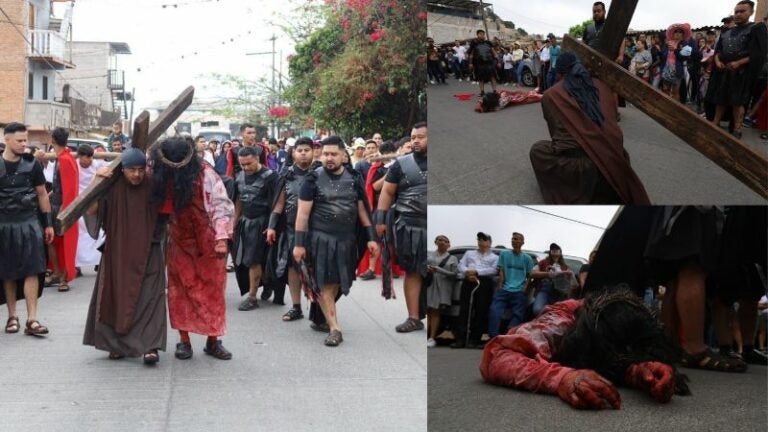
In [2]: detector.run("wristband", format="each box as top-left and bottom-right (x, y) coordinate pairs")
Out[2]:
(366, 225), (377, 242)
(42, 213), (53, 228)
(295, 230), (308, 247)
(373, 209), (388, 225)
(268, 212), (280, 230)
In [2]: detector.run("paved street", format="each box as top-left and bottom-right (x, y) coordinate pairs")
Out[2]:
(0, 269), (426, 432)
(428, 347), (767, 432)
(428, 80), (767, 204)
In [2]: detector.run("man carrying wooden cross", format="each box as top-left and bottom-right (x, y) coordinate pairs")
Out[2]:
(529, 51), (651, 204)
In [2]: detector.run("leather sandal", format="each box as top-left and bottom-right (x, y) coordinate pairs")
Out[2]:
(395, 318), (424, 333)
(204, 340), (232, 360)
(282, 307), (304, 321)
(24, 319), (49, 336)
(108, 352), (125, 360)
(680, 348), (747, 373)
(175, 342), (193, 360)
(58, 281), (70, 292)
(143, 350), (159, 365)
(5, 316), (20, 334)
(324, 330), (343, 347)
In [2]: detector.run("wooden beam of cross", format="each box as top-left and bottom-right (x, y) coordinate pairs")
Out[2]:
(55, 86), (195, 235)
(561, 0), (768, 200)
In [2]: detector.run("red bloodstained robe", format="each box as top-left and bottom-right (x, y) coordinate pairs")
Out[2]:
(480, 299), (582, 394)
(167, 165), (234, 336)
(51, 147), (78, 281)
(356, 160), (403, 277)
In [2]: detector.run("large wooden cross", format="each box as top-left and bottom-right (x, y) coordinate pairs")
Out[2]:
(55, 86), (195, 235)
(560, 0), (767, 200)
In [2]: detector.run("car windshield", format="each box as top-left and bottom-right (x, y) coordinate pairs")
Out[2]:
(200, 131), (231, 142)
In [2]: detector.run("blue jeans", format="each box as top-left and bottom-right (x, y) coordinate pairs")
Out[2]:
(488, 289), (528, 338)
(532, 284), (566, 317)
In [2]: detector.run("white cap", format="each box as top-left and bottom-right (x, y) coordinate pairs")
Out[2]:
(286, 137), (296, 147)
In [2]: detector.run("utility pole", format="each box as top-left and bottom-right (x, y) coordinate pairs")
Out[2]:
(246, 33), (278, 137)
(478, 0), (490, 37)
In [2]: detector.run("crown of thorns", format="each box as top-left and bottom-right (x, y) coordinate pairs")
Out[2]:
(586, 288), (653, 330)
(156, 140), (195, 168)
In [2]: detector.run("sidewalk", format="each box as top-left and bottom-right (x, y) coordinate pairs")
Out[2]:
(0, 269), (426, 432)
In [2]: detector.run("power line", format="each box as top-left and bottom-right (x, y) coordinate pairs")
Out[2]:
(518, 205), (609, 230)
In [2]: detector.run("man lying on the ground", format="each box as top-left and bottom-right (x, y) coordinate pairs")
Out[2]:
(480, 287), (690, 410)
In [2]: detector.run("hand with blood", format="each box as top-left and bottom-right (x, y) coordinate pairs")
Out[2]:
(557, 369), (621, 410)
(625, 361), (675, 403)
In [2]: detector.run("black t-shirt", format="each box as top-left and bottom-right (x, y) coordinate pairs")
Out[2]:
(2, 157), (46, 187)
(469, 39), (495, 66)
(385, 152), (427, 184)
(300, 168), (367, 202)
(578, 263), (590, 274)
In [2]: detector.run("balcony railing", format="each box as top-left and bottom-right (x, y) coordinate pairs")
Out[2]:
(27, 29), (69, 66)
(25, 100), (71, 129)
(108, 69), (125, 90)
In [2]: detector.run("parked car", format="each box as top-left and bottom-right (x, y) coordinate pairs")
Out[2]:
(67, 138), (108, 153)
(517, 58), (537, 87)
(197, 129), (231, 143)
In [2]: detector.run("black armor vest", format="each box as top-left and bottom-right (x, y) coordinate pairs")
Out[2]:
(393, 154), (427, 225)
(0, 155), (39, 217)
(283, 165), (309, 225)
(719, 24), (754, 62)
(236, 168), (274, 219)
(310, 167), (358, 236)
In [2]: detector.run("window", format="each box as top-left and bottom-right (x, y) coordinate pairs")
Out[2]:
(28, 73), (34, 99)
(42, 76), (48, 100)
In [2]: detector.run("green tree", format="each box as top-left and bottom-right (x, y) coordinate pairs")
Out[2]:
(284, 0), (427, 140)
(569, 19), (593, 38)
(517, 28), (528, 37)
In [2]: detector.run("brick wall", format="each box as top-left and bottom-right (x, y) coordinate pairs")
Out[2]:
(0, 0), (29, 125)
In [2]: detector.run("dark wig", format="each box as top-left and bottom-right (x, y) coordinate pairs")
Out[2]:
(150, 137), (201, 212)
(552, 286), (690, 396)
(480, 92), (501, 112)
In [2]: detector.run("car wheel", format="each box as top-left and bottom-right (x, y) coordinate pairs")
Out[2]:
(522, 68), (535, 87)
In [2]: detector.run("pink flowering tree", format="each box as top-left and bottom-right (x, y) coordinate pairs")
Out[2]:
(285, 0), (426, 139)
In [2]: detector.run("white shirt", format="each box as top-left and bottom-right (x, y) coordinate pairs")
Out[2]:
(540, 46), (551, 62)
(503, 53), (514, 69)
(453, 45), (467, 61)
(458, 249), (499, 278)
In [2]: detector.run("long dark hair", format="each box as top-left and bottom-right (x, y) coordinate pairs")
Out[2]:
(150, 137), (201, 211)
(552, 286), (690, 396)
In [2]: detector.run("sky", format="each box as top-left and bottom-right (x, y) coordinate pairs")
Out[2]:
(491, 0), (749, 37)
(56, 0), (306, 115)
(427, 205), (619, 258)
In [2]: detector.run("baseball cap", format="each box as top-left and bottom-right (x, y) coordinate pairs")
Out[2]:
(477, 232), (492, 242)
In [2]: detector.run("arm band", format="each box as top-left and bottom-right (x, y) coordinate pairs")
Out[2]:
(268, 212), (280, 230)
(295, 231), (308, 247)
(366, 226), (377, 242)
(42, 213), (53, 229)
(373, 209), (388, 225)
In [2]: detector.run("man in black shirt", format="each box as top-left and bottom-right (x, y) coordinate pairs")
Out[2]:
(1, 122), (53, 336)
(293, 136), (379, 346)
(583, 2), (606, 49)
(376, 123), (428, 333)
(468, 30), (498, 96)
(266, 137), (315, 321)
